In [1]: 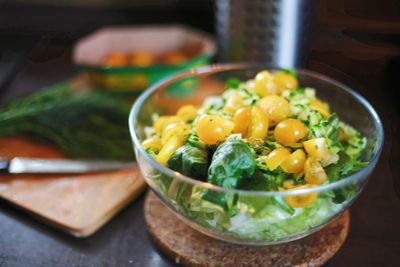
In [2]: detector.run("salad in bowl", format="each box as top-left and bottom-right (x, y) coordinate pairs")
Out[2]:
(129, 64), (383, 245)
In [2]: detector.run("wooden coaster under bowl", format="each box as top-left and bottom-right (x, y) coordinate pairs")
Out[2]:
(144, 191), (349, 267)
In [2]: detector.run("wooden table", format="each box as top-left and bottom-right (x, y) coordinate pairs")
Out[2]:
(0, 31), (400, 267)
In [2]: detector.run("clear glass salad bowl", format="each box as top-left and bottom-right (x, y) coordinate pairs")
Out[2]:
(129, 64), (383, 245)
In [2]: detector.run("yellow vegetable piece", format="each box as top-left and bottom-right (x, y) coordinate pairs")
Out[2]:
(303, 137), (338, 166)
(310, 99), (330, 117)
(248, 106), (269, 141)
(232, 107), (251, 136)
(274, 118), (307, 145)
(282, 180), (296, 189)
(284, 185), (318, 208)
(303, 138), (326, 157)
(223, 92), (244, 113)
(257, 95), (290, 124)
(339, 127), (347, 142)
(195, 114), (234, 145)
(153, 116), (183, 134)
(304, 157), (328, 185)
(280, 149), (306, 173)
(265, 147), (291, 170)
(161, 122), (190, 145)
(253, 70), (278, 97)
(155, 135), (184, 165)
(273, 72), (298, 93)
(141, 136), (162, 151)
(177, 105), (197, 122)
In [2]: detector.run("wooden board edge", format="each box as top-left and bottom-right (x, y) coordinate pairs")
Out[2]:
(0, 178), (147, 238)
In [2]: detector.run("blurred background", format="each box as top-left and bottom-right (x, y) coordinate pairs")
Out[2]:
(0, 0), (399, 95)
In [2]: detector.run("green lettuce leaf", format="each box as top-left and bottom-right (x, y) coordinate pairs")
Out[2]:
(208, 139), (256, 188)
(168, 143), (208, 180)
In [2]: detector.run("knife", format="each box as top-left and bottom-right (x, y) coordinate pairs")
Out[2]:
(0, 157), (136, 174)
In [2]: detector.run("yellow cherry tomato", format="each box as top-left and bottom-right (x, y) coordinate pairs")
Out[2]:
(273, 72), (298, 93)
(257, 95), (290, 124)
(223, 92), (244, 113)
(233, 107), (251, 136)
(248, 106), (269, 141)
(284, 185), (318, 208)
(141, 136), (162, 151)
(153, 116), (183, 134)
(303, 138), (326, 158)
(303, 138), (338, 166)
(310, 99), (330, 117)
(304, 157), (328, 185)
(265, 147), (291, 170)
(155, 135), (184, 165)
(195, 115), (234, 145)
(280, 149), (306, 173)
(253, 70), (278, 97)
(177, 105), (197, 122)
(161, 122), (190, 145)
(274, 118), (307, 145)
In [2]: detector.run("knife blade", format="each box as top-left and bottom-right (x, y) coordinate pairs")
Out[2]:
(0, 157), (136, 174)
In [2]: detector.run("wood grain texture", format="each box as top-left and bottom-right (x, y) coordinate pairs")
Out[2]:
(0, 137), (146, 237)
(144, 191), (350, 267)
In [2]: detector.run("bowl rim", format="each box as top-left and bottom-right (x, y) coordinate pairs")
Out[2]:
(129, 63), (384, 196)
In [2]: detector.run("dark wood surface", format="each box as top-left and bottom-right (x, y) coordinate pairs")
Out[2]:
(0, 1), (400, 265)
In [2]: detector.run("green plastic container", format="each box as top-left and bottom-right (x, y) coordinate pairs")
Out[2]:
(73, 26), (215, 96)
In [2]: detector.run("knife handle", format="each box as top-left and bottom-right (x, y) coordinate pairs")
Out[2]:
(0, 158), (9, 173)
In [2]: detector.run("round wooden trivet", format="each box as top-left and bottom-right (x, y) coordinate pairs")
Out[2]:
(144, 191), (349, 267)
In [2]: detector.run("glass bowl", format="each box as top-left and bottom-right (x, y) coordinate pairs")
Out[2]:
(129, 64), (384, 245)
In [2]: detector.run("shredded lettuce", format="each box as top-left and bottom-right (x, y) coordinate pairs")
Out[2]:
(340, 122), (367, 158)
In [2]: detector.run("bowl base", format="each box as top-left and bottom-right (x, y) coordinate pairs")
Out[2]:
(144, 191), (349, 267)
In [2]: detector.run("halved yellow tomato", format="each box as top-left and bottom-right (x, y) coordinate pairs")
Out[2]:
(280, 149), (306, 173)
(141, 136), (162, 151)
(232, 107), (252, 136)
(161, 122), (190, 145)
(274, 119), (307, 145)
(155, 135), (184, 165)
(273, 72), (298, 93)
(153, 116), (183, 134)
(304, 157), (328, 185)
(310, 99), (330, 117)
(265, 147), (291, 170)
(223, 92), (244, 113)
(248, 106), (269, 141)
(195, 114), (234, 145)
(253, 70), (278, 97)
(284, 184), (318, 208)
(177, 105), (198, 122)
(257, 95), (290, 124)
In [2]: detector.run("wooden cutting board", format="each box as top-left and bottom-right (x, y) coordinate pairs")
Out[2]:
(0, 137), (146, 237)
